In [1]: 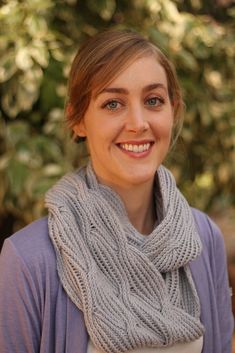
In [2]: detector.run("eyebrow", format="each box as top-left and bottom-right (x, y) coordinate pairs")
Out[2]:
(95, 83), (167, 98)
(144, 83), (167, 92)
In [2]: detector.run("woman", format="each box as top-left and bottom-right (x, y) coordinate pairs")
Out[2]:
(0, 29), (233, 353)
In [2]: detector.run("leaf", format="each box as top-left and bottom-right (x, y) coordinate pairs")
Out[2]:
(7, 121), (30, 146)
(31, 176), (58, 196)
(176, 49), (198, 71)
(195, 172), (214, 189)
(148, 27), (169, 51)
(43, 164), (63, 177)
(7, 159), (29, 196)
(29, 42), (49, 68)
(25, 14), (48, 37)
(198, 103), (212, 126)
(15, 47), (34, 70)
(86, 0), (116, 20)
(30, 136), (62, 162)
(0, 52), (17, 82)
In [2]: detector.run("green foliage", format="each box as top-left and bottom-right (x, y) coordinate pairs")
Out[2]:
(0, 0), (234, 232)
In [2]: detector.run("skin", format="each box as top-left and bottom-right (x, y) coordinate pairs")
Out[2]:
(73, 55), (174, 234)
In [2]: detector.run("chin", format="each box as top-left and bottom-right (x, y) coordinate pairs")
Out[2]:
(122, 169), (157, 187)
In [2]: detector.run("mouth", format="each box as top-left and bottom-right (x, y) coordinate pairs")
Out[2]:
(117, 141), (154, 155)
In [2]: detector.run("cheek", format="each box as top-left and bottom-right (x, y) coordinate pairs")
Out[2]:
(153, 117), (173, 139)
(96, 120), (124, 142)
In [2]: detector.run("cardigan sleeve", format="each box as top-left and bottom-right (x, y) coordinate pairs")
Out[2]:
(0, 239), (41, 353)
(192, 208), (234, 353)
(0, 218), (89, 353)
(206, 215), (234, 353)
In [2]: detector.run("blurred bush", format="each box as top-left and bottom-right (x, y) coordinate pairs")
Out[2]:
(0, 0), (235, 238)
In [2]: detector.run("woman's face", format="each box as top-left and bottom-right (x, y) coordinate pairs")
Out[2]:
(73, 55), (174, 190)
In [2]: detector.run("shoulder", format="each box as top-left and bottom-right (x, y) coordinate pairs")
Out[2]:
(1, 217), (56, 274)
(191, 207), (225, 252)
(190, 207), (228, 280)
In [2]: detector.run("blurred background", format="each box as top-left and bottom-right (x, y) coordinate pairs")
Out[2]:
(0, 0), (234, 330)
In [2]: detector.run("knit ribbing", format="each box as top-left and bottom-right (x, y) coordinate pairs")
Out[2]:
(45, 163), (204, 353)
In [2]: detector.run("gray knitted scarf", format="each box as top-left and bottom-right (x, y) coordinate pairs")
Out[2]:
(45, 163), (204, 353)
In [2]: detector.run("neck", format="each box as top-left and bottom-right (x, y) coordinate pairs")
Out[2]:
(111, 180), (156, 235)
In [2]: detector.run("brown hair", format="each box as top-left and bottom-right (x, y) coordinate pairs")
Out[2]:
(66, 29), (184, 143)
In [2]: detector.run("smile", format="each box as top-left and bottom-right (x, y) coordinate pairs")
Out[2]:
(119, 143), (151, 153)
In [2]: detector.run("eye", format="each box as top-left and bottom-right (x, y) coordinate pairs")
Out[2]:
(145, 97), (164, 107)
(103, 100), (121, 111)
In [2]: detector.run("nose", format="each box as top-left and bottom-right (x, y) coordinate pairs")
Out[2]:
(125, 106), (149, 133)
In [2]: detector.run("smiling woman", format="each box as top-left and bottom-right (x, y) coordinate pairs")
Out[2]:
(66, 30), (183, 143)
(72, 56), (174, 202)
(0, 29), (233, 353)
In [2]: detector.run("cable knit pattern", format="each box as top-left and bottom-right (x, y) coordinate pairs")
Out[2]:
(45, 163), (204, 353)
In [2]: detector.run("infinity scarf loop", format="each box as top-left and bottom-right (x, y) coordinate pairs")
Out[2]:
(45, 163), (204, 353)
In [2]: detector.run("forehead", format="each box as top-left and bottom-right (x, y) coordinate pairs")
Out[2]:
(111, 56), (167, 84)
(93, 55), (168, 96)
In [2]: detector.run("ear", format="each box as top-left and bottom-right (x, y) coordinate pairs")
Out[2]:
(72, 120), (87, 138)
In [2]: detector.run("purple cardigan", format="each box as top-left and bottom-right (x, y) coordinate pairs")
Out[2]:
(0, 208), (233, 353)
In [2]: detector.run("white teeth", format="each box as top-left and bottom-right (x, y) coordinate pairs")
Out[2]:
(133, 145), (138, 152)
(120, 143), (151, 153)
